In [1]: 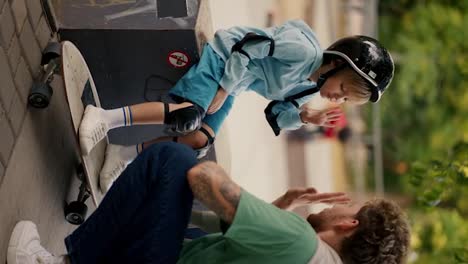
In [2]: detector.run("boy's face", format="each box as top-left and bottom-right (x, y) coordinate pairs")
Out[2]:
(319, 75), (350, 104)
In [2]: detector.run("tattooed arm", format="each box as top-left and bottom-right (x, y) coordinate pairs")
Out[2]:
(187, 161), (241, 224)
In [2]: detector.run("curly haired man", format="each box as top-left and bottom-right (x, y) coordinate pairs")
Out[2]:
(7, 142), (409, 264)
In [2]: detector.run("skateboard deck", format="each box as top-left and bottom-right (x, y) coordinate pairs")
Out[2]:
(62, 41), (106, 206)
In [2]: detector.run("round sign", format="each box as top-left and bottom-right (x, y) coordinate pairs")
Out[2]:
(167, 51), (190, 68)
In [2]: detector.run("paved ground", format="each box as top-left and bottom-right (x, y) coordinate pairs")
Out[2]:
(0, 0), (83, 261)
(0, 75), (92, 261)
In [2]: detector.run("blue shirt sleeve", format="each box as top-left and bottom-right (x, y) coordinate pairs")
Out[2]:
(271, 93), (316, 131)
(271, 102), (303, 131)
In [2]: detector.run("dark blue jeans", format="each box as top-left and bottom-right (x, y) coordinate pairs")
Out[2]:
(65, 142), (198, 264)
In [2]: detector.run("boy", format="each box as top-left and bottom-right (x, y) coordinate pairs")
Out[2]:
(79, 20), (394, 191)
(8, 142), (410, 264)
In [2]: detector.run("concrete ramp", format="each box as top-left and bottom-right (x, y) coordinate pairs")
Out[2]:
(49, 0), (214, 151)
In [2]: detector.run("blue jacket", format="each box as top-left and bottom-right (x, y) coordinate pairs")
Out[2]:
(208, 20), (323, 131)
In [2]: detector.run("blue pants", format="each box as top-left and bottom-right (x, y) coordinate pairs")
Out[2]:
(65, 142), (198, 264)
(169, 44), (234, 135)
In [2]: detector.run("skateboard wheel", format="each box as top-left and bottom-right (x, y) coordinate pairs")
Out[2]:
(41, 42), (62, 66)
(65, 201), (88, 225)
(28, 82), (53, 108)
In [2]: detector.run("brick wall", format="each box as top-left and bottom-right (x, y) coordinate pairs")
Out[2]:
(0, 0), (53, 185)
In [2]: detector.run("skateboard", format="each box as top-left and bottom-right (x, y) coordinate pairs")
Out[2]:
(29, 41), (106, 225)
(62, 41), (106, 224)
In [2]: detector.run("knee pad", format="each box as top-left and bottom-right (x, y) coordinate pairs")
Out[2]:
(164, 103), (205, 135)
(194, 127), (215, 159)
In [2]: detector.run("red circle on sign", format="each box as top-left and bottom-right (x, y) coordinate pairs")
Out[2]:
(167, 51), (190, 68)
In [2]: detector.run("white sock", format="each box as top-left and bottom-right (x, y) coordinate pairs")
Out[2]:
(103, 106), (133, 129)
(40, 254), (68, 264)
(58, 255), (70, 264)
(120, 144), (140, 161)
(137, 143), (145, 155)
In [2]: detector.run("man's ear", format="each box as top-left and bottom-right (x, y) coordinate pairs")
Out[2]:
(335, 218), (359, 232)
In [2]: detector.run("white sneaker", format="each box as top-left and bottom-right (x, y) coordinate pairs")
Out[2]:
(100, 144), (134, 193)
(7, 221), (66, 264)
(79, 105), (109, 155)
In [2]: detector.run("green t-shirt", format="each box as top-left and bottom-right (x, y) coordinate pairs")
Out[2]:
(177, 190), (318, 264)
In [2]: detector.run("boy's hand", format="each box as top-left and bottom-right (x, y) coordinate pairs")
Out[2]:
(300, 106), (342, 127)
(207, 87), (229, 114)
(272, 187), (350, 211)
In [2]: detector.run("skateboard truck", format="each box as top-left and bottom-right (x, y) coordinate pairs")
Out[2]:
(29, 42), (62, 109)
(65, 164), (90, 225)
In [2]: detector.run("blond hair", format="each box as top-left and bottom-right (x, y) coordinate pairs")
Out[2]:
(337, 67), (372, 105)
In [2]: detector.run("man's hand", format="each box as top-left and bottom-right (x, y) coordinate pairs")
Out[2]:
(207, 87), (229, 114)
(272, 187), (350, 211)
(300, 107), (342, 127)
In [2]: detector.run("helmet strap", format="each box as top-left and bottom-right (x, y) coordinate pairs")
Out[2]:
(316, 63), (347, 88)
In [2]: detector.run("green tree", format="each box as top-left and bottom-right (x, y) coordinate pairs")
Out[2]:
(378, 2), (468, 167)
(410, 209), (468, 263)
(376, 1), (468, 262)
(409, 142), (468, 213)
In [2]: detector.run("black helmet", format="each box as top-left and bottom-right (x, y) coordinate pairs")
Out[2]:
(324, 36), (394, 103)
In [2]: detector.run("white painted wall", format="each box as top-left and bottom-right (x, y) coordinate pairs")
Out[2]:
(208, 0), (289, 201)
